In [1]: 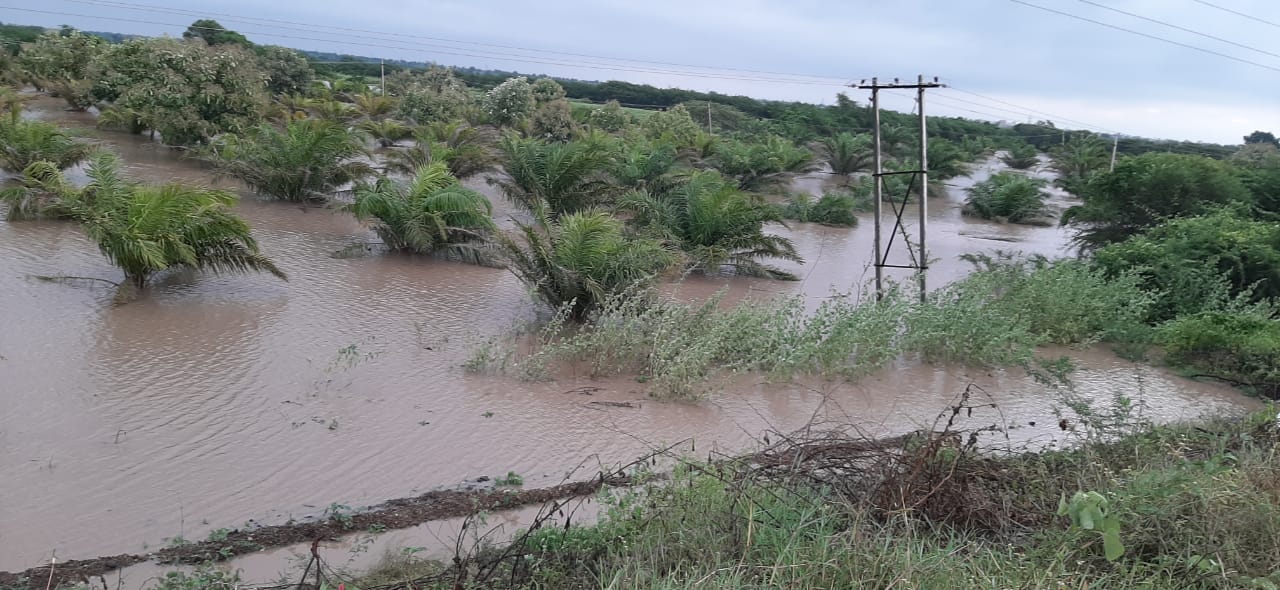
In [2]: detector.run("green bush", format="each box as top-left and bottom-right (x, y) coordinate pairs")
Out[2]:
(1159, 308), (1280, 398)
(1063, 152), (1251, 252)
(1095, 209), (1280, 321)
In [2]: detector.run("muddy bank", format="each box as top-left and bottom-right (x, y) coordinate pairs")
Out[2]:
(0, 473), (634, 590)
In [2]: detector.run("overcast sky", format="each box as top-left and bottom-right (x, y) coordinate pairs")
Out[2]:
(5, 0), (1279, 143)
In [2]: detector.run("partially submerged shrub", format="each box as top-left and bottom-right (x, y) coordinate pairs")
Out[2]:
(782, 192), (862, 226)
(0, 119), (94, 173)
(1000, 142), (1040, 169)
(963, 172), (1051, 224)
(347, 162), (495, 261)
(1159, 308), (1280, 398)
(503, 255), (1150, 398)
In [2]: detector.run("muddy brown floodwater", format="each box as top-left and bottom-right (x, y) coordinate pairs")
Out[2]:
(0, 99), (1261, 572)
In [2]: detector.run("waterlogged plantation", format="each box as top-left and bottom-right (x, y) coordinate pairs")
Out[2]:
(0, 20), (1278, 590)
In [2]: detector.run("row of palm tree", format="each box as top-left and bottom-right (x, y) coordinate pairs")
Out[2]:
(0, 83), (873, 317)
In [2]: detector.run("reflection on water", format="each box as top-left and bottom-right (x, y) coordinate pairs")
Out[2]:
(0, 101), (1258, 571)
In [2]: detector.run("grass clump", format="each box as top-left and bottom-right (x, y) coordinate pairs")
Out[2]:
(502, 254), (1150, 398)
(1159, 307), (1280, 398)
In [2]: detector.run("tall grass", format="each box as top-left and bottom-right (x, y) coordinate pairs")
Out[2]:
(491, 255), (1150, 398)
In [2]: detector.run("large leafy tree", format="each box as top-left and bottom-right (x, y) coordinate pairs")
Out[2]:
(621, 171), (802, 279)
(1062, 152), (1252, 252)
(391, 67), (472, 124)
(482, 76), (536, 128)
(11, 152), (284, 291)
(17, 29), (104, 109)
(0, 119), (95, 173)
(530, 98), (578, 142)
(530, 78), (566, 104)
(203, 119), (372, 202)
(643, 104), (700, 146)
(587, 100), (631, 132)
(182, 19), (252, 47)
(1230, 144), (1280, 218)
(347, 162), (494, 259)
(255, 45), (314, 95)
(495, 210), (675, 319)
(90, 37), (268, 146)
(1243, 130), (1279, 148)
(494, 136), (614, 218)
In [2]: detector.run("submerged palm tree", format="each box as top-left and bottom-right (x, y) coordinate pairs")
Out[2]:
(384, 123), (496, 180)
(347, 162), (495, 261)
(353, 92), (397, 120)
(1001, 143), (1040, 170)
(96, 105), (155, 136)
(270, 93), (315, 122)
(0, 87), (34, 126)
(358, 119), (413, 148)
(620, 171), (802, 280)
(494, 136), (614, 218)
(495, 210), (675, 319)
(0, 119), (95, 173)
(1, 159), (84, 219)
(16, 152), (285, 291)
(710, 136), (816, 193)
(1050, 135), (1109, 194)
(818, 132), (874, 182)
(309, 100), (358, 123)
(202, 119), (372, 202)
(613, 140), (682, 194)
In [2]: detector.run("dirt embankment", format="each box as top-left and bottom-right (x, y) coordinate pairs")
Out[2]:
(0, 476), (629, 590)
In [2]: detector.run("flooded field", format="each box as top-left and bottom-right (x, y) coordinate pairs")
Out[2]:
(0, 100), (1259, 572)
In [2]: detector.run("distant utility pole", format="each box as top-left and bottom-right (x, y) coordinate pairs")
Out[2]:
(380, 59), (386, 96)
(854, 75), (944, 303)
(1110, 133), (1120, 171)
(707, 100), (713, 134)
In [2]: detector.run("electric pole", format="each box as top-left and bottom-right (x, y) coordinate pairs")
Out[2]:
(380, 59), (386, 96)
(707, 100), (713, 134)
(1110, 133), (1120, 171)
(854, 75), (944, 302)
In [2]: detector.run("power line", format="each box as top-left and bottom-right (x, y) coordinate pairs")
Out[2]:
(942, 87), (1117, 133)
(882, 89), (1017, 122)
(1, 5), (852, 87)
(58, 0), (851, 85)
(1008, 0), (1280, 74)
(1191, 0), (1280, 30)
(1074, 0), (1280, 61)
